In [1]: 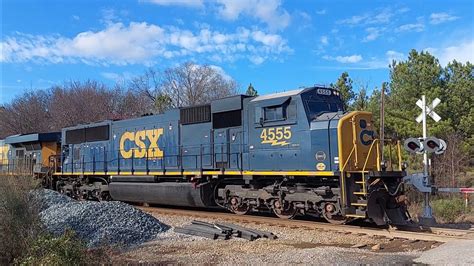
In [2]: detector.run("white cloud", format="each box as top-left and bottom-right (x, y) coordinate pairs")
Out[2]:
(427, 39), (474, 66)
(363, 27), (384, 42)
(430, 12), (459, 25)
(72, 15), (80, 21)
(386, 50), (405, 63)
(323, 54), (363, 63)
(336, 55), (362, 63)
(143, 0), (204, 8)
(337, 8), (396, 26)
(320, 36), (328, 45)
(396, 23), (425, 32)
(216, 0), (290, 30)
(398, 7), (410, 13)
(316, 9), (326, 15)
(1, 22), (291, 65)
(209, 65), (233, 80)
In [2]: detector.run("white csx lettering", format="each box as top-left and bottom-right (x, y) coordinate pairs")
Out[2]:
(119, 129), (163, 159)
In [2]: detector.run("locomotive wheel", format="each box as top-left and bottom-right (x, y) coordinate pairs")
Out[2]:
(272, 200), (297, 219)
(322, 203), (350, 224)
(98, 191), (112, 202)
(229, 197), (250, 215)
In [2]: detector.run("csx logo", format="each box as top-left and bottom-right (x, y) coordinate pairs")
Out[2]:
(119, 129), (163, 159)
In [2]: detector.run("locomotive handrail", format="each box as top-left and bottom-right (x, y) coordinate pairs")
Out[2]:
(56, 145), (244, 175)
(340, 146), (355, 207)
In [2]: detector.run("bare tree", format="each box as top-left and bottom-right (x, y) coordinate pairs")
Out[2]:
(432, 132), (470, 187)
(0, 90), (52, 138)
(0, 80), (154, 138)
(131, 62), (238, 112)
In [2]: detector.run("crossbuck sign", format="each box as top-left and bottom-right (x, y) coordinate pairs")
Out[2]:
(416, 97), (441, 123)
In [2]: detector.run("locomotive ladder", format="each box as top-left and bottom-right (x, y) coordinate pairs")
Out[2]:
(345, 139), (404, 219)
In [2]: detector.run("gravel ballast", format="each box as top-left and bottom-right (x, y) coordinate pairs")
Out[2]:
(34, 189), (168, 247)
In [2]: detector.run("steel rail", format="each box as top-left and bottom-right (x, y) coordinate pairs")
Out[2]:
(138, 206), (474, 243)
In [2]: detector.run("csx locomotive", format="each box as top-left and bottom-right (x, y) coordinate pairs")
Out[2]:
(0, 86), (410, 225)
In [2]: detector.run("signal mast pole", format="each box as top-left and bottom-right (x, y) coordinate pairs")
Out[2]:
(421, 95), (434, 222)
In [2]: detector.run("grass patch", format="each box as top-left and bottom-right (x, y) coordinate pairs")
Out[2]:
(432, 197), (471, 223)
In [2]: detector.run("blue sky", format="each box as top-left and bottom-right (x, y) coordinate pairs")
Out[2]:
(1, 0), (473, 103)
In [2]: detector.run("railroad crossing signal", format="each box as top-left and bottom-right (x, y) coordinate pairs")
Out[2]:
(416, 97), (441, 123)
(424, 137), (446, 154)
(403, 137), (446, 154)
(403, 138), (423, 154)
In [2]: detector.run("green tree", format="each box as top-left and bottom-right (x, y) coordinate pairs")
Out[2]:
(387, 49), (445, 138)
(332, 72), (355, 110)
(246, 83), (258, 96)
(387, 49), (473, 177)
(154, 92), (172, 114)
(353, 87), (369, 111)
(442, 60), (474, 139)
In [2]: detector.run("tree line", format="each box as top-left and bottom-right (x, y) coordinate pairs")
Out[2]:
(0, 62), (238, 138)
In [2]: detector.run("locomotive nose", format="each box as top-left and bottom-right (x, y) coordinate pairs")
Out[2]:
(367, 189), (411, 226)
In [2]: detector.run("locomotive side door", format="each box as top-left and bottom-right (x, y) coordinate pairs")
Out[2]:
(228, 127), (242, 170)
(213, 128), (228, 169)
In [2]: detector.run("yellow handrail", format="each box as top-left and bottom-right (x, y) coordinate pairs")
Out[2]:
(361, 139), (379, 194)
(340, 146), (355, 206)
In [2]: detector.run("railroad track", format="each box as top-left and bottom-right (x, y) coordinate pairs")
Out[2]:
(139, 206), (474, 243)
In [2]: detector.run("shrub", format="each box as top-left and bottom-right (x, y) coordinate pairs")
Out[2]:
(432, 197), (469, 223)
(0, 175), (42, 263)
(17, 230), (91, 265)
(0, 175), (107, 264)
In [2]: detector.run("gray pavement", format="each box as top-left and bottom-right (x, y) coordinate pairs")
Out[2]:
(414, 240), (474, 265)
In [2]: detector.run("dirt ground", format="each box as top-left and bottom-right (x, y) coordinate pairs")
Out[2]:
(114, 213), (441, 264)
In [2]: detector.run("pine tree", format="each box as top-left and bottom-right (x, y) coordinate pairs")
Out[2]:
(246, 83), (258, 96)
(332, 72), (355, 110)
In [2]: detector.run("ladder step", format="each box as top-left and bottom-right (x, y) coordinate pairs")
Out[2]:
(353, 192), (367, 195)
(351, 203), (367, 206)
(357, 199), (367, 204)
(346, 214), (366, 218)
(355, 181), (365, 184)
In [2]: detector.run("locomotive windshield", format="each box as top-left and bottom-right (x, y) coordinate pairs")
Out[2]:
(301, 88), (344, 120)
(306, 100), (342, 118)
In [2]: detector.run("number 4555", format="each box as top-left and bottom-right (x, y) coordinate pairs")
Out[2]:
(260, 126), (292, 141)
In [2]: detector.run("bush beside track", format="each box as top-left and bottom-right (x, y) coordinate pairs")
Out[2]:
(0, 175), (96, 264)
(0, 175), (168, 264)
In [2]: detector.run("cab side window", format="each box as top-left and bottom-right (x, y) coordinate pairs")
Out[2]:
(264, 105), (284, 121)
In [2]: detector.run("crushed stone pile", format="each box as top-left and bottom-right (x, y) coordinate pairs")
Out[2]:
(33, 189), (168, 248)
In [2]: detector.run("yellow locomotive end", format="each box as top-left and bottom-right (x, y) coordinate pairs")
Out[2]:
(337, 111), (409, 225)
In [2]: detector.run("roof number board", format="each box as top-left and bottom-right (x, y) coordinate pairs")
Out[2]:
(316, 88), (332, 96)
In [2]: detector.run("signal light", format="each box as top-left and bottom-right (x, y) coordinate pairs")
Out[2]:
(424, 137), (446, 154)
(404, 138), (423, 154)
(403, 137), (447, 154)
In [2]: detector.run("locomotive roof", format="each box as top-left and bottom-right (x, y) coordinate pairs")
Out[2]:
(5, 132), (61, 144)
(251, 86), (332, 102)
(251, 88), (305, 102)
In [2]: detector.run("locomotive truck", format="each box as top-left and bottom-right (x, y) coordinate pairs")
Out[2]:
(0, 86), (410, 225)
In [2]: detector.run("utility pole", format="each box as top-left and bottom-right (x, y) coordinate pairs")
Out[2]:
(380, 83), (385, 164)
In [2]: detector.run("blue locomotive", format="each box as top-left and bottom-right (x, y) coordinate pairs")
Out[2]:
(2, 86), (410, 225)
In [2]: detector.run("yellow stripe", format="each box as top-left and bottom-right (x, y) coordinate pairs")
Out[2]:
(224, 170), (242, 175)
(203, 171), (223, 175)
(53, 170), (336, 176)
(242, 171), (335, 176)
(149, 171), (164, 175)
